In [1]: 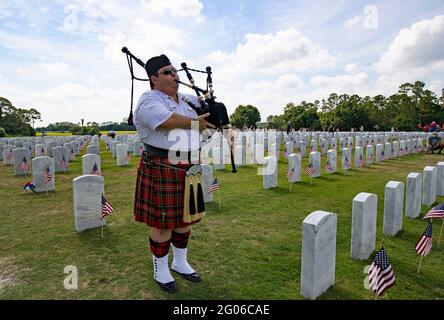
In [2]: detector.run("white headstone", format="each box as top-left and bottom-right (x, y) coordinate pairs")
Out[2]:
(436, 162), (444, 197)
(13, 147), (31, 176)
(301, 210), (337, 300)
(365, 145), (374, 165)
(2, 145), (14, 165)
(288, 153), (301, 183)
(212, 146), (224, 170)
(53, 146), (69, 173)
(351, 193), (377, 260)
(309, 151), (321, 178)
(32, 156), (55, 192)
(284, 142), (293, 159)
(299, 140), (306, 157)
(383, 181), (404, 236)
(263, 156), (278, 189)
(354, 146), (364, 168)
(342, 148), (351, 171)
(134, 140), (143, 157)
(72, 175), (105, 232)
(422, 166), (437, 206)
(116, 144), (130, 166)
(406, 172), (422, 218)
(35, 144), (46, 157)
(201, 164), (214, 203)
(82, 154), (102, 176)
(326, 149), (337, 173)
(376, 144), (383, 162)
(87, 145), (99, 155)
(63, 143), (75, 161)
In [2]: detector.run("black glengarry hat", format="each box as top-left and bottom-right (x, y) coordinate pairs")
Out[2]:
(145, 54), (171, 77)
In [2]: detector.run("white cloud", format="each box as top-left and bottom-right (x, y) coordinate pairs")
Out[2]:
(100, 20), (186, 65)
(345, 63), (361, 74)
(140, 0), (205, 22)
(345, 15), (362, 29)
(374, 15), (444, 74)
(207, 28), (337, 74)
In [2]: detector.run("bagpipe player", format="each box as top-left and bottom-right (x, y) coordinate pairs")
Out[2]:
(132, 54), (215, 293)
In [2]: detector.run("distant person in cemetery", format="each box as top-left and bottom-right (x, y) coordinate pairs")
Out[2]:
(429, 121), (437, 132)
(132, 54), (214, 293)
(427, 132), (443, 154)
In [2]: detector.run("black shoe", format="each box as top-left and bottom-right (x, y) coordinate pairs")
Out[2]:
(155, 280), (178, 293)
(172, 269), (202, 282)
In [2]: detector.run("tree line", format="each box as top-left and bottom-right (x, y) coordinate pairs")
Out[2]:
(2, 81), (443, 137)
(230, 81), (444, 131)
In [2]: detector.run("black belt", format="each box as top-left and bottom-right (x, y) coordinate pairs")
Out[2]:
(143, 144), (193, 161)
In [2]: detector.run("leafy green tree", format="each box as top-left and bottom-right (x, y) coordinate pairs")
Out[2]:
(266, 115), (285, 130)
(230, 105), (261, 129)
(0, 127), (6, 137)
(282, 102), (320, 130)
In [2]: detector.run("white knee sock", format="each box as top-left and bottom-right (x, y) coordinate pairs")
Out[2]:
(171, 245), (196, 274)
(153, 254), (174, 284)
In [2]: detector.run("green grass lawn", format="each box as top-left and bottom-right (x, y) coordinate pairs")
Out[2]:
(0, 141), (443, 300)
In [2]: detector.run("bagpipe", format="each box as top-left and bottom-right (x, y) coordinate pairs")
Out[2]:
(122, 47), (237, 173)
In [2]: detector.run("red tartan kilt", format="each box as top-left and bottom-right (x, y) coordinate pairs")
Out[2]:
(134, 153), (201, 229)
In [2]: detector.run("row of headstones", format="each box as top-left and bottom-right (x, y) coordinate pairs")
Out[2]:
(1, 137), (101, 176)
(92, 130), (427, 170)
(13, 154), (103, 191)
(204, 137), (423, 177)
(284, 130), (432, 148)
(301, 162), (444, 299)
(101, 135), (144, 166)
(262, 143), (428, 189)
(0, 135), (94, 162)
(240, 129), (430, 152)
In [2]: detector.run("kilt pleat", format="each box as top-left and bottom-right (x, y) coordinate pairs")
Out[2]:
(134, 153), (201, 229)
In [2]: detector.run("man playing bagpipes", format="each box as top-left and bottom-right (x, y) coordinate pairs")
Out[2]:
(132, 54), (215, 293)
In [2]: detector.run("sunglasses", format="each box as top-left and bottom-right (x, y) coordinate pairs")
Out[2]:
(157, 68), (178, 76)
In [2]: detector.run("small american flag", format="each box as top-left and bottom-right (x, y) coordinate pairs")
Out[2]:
(59, 156), (67, 171)
(287, 167), (295, 179)
(125, 151), (131, 162)
(91, 163), (101, 176)
(414, 222), (433, 257)
(359, 154), (365, 167)
(304, 163), (315, 176)
(325, 160), (332, 173)
(101, 194), (114, 219)
(422, 202), (444, 219)
(399, 147), (404, 156)
(139, 145), (144, 154)
(368, 246), (396, 296)
(381, 149), (385, 161)
(208, 177), (219, 193)
(41, 147), (45, 154)
(42, 166), (52, 184)
(343, 156), (351, 168)
(20, 157), (29, 171)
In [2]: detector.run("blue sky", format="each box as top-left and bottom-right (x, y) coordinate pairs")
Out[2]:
(1, 0), (444, 126)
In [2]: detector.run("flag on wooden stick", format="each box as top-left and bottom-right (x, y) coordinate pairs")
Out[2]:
(101, 194), (114, 219)
(414, 222), (433, 257)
